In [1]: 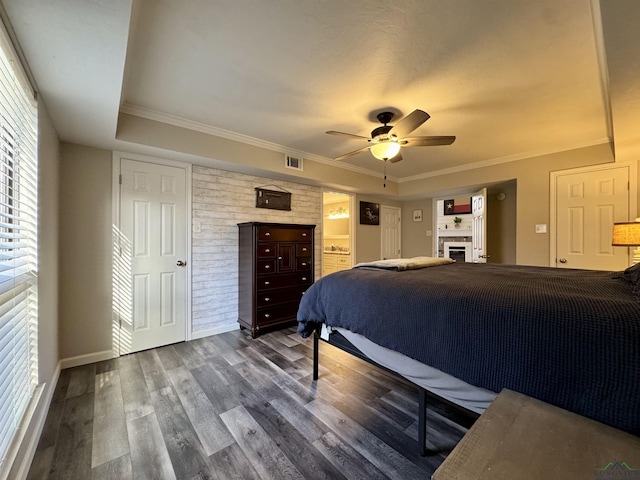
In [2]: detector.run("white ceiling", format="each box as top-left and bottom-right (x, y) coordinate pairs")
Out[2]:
(3, 0), (639, 182)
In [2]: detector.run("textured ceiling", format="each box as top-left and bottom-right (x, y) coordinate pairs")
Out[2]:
(5, 0), (637, 182)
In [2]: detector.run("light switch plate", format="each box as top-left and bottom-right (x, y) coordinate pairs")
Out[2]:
(535, 224), (547, 234)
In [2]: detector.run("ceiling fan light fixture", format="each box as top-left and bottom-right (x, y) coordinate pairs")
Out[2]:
(370, 141), (401, 160)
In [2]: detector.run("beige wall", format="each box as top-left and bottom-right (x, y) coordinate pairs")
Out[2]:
(355, 194), (402, 263)
(117, 113), (398, 196)
(486, 180), (517, 264)
(53, 140), (638, 361)
(58, 143), (113, 359)
(56, 145), (324, 357)
(400, 143), (616, 266)
(37, 102), (60, 383)
(401, 198), (434, 257)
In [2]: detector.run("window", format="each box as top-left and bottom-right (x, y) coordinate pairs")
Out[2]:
(0, 26), (38, 473)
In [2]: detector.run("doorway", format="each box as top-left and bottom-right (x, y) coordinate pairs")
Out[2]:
(322, 191), (355, 276)
(381, 205), (401, 260)
(551, 163), (636, 270)
(113, 153), (192, 354)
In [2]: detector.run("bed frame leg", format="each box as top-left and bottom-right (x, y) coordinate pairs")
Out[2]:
(419, 387), (427, 456)
(313, 332), (319, 381)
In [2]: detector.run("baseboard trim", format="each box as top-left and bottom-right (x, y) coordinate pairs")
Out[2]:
(191, 323), (239, 340)
(9, 362), (61, 480)
(59, 350), (113, 370)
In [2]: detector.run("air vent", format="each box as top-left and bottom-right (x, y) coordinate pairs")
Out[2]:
(285, 154), (303, 171)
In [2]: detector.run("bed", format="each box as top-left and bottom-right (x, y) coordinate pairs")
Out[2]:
(297, 258), (640, 453)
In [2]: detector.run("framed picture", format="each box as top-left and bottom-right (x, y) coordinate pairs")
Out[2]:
(444, 197), (472, 215)
(359, 201), (379, 225)
(413, 209), (423, 222)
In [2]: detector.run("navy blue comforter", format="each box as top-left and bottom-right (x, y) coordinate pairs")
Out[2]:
(297, 262), (640, 436)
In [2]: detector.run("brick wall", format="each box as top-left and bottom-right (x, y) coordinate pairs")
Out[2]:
(191, 165), (322, 336)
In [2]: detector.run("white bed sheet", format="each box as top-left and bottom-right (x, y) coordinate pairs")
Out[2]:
(321, 325), (496, 414)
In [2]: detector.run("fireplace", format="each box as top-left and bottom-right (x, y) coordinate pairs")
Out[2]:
(444, 241), (472, 263)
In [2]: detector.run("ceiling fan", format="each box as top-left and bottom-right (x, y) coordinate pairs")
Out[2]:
(327, 109), (455, 163)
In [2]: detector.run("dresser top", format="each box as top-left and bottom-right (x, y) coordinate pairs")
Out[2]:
(237, 222), (316, 228)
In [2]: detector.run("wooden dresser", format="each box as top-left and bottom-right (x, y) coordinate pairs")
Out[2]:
(237, 222), (315, 338)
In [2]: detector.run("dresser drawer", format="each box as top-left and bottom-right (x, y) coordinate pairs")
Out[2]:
(257, 259), (276, 274)
(257, 272), (312, 291)
(258, 227), (313, 242)
(257, 287), (307, 307)
(296, 243), (312, 256)
(256, 303), (300, 326)
(296, 257), (312, 271)
(257, 243), (276, 258)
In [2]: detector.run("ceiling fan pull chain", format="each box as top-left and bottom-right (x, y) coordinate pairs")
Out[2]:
(383, 160), (387, 188)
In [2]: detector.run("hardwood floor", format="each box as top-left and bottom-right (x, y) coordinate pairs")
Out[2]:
(27, 327), (470, 479)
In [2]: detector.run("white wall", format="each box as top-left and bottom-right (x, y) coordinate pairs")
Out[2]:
(192, 165), (322, 335)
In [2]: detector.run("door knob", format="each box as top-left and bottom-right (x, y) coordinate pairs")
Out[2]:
(559, 258), (567, 263)
(176, 260), (187, 266)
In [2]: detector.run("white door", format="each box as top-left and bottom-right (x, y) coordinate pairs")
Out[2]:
(119, 159), (188, 353)
(381, 205), (401, 259)
(472, 188), (487, 263)
(554, 165), (630, 270)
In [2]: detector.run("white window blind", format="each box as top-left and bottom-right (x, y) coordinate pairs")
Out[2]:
(0, 25), (38, 473)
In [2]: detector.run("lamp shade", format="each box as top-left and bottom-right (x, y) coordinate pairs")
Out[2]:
(612, 221), (640, 246)
(370, 141), (401, 161)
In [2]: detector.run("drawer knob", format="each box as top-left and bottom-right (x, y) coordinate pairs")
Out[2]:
(264, 313), (270, 319)
(265, 249), (270, 253)
(264, 265), (270, 270)
(264, 297), (270, 302)
(265, 232), (271, 237)
(302, 247), (307, 252)
(302, 262), (307, 266)
(278, 256), (283, 260)
(301, 277), (307, 281)
(302, 233), (307, 237)
(264, 281), (270, 285)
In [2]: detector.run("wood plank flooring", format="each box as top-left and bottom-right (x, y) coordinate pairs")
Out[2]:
(27, 327), (470, 479)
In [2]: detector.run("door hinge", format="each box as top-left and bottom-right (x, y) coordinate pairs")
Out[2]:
(119, 174), (122, 185)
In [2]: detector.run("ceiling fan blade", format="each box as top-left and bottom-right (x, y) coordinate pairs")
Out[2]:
(401, 136), (456, 146)
(335, 145), (371, 162)
(326, 130), (371, 141)
(389, 109), (430, 138)
(389, 152), (403, 163)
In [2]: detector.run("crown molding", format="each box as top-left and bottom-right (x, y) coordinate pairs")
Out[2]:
(399, 138), (612, 183)
(119, 103), (398, 182)
(120, 104), (607, 186)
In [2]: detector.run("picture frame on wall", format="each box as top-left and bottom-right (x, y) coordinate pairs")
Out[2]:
(413, 209), (423, 222)
(359, 201), (380, 225)
(444, 197), (472, 215)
